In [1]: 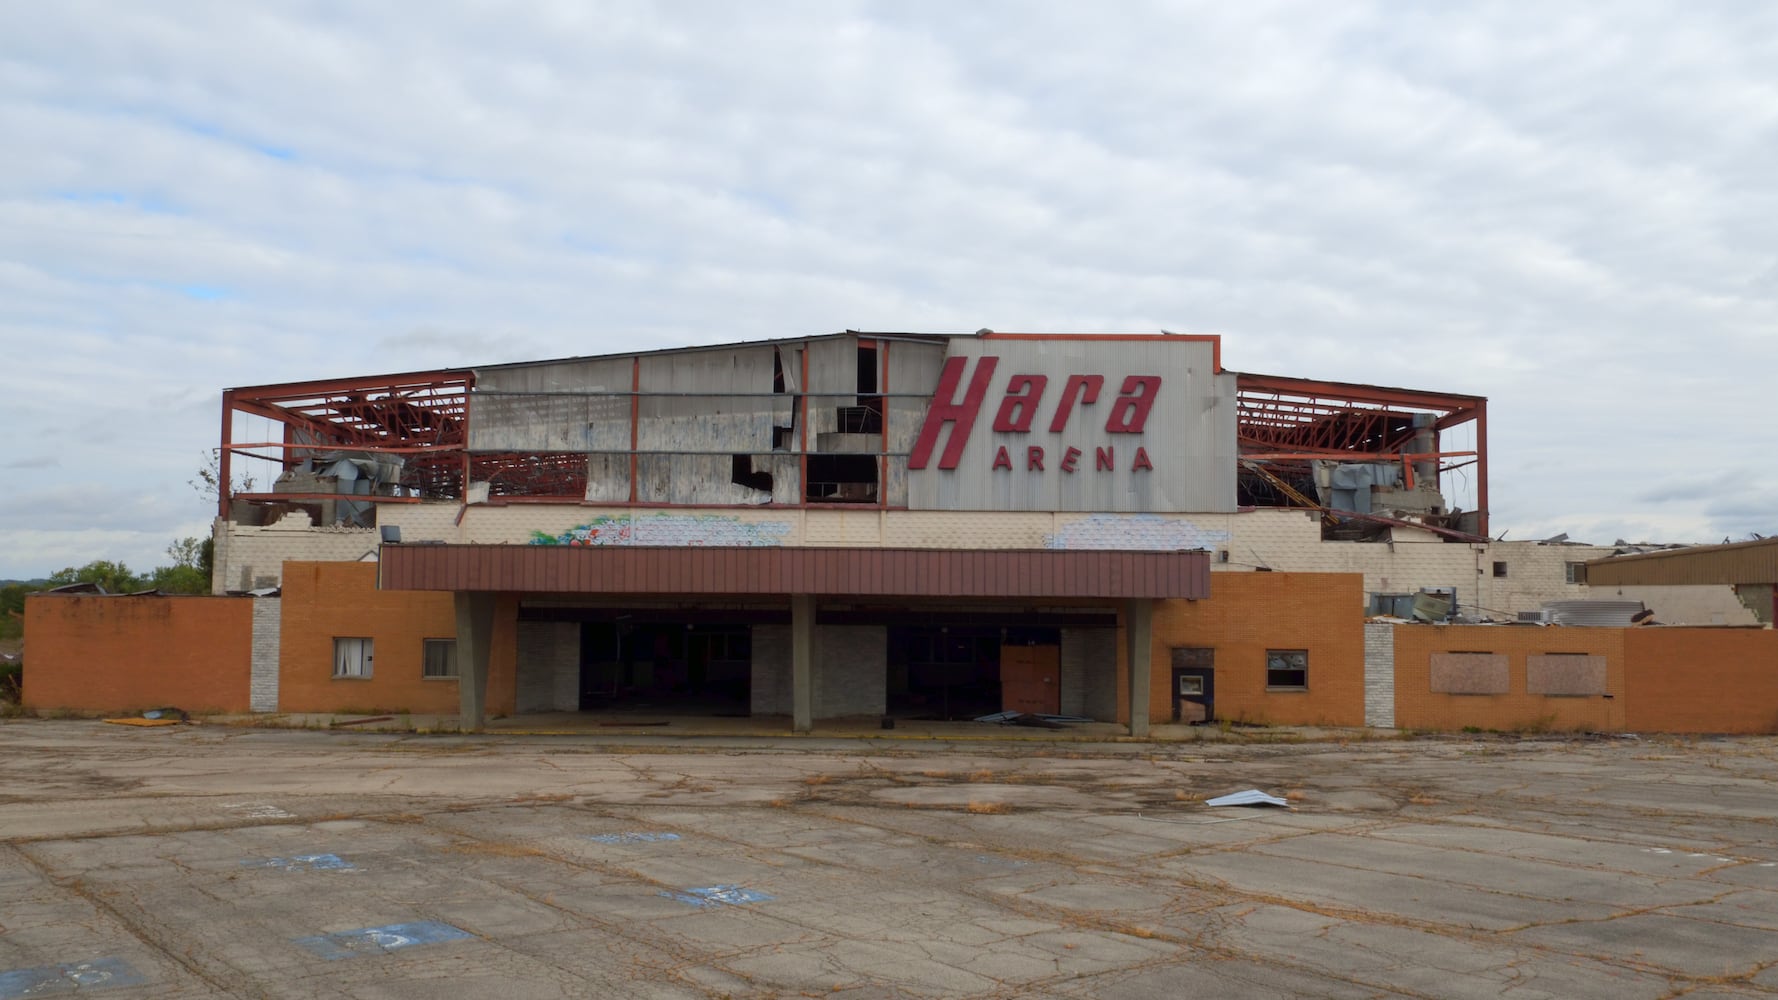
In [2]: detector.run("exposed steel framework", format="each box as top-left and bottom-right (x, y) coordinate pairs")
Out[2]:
(218, 356), (1488, 537)
(1233, 372), (1489, 537)
(221, 369), (472, 520)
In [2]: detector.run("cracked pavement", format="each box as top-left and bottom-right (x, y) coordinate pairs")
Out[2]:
(3, 722), (1777, 998)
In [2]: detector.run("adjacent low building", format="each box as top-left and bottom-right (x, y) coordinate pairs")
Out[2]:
(1586, 536), (1778, 627)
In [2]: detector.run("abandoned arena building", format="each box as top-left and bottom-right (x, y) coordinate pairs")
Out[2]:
(25, 331), (1778, 734)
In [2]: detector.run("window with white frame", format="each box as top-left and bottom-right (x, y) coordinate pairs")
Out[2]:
(1266, 649), (1308, 689)
(1564, 561), (1588, 584)
(422, 638), (458, 679)
(333, 637), (373, 679)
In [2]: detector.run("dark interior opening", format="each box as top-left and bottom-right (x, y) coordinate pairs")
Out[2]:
(580, 621), (752, 715)
(886, 625), (1060, 720)
(804, 453), (878, 503)
(730, 454), (774, 493)
(857, 345), (878, 393)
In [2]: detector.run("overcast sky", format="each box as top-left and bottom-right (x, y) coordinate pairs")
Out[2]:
(3, 1), (1774, 579)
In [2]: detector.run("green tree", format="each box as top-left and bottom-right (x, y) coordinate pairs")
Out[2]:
(148, 564), (209, 595)
(0, 582), (27, 641)
(149, 536), (212, 594)
(47, 560), (143, 594)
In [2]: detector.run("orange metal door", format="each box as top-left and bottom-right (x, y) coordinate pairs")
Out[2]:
(1000, 645), (1060, 715)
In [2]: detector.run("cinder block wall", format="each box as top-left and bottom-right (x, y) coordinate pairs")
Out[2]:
(23, 595), (254, 714)
(751, 625), (791, 716)
(1135, 572), (1366, 726)
(1392, 625), (1626, 732)
(213, 519), (377, 594)
(1362, 623), (1395, 727)
(1624, 628), (1778, 733)
(815, 625), (886, 718)
(1061, 628), (1118, 721)
(747, 624), (885, 719)
(277, 562), (519, 716)
(516, 621), (580, 712)
(250, 597), (281, 712)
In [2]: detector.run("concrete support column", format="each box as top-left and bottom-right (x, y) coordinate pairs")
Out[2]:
(454, 592), (495, 731)
(791, 594), (814, 733)
(1125, 599), (1153, 738)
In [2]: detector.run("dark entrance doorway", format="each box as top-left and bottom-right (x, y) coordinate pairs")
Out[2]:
(580, 621), (752, 715)
(887, 625), (1060, 720)
(1171, 647), (1215, 723)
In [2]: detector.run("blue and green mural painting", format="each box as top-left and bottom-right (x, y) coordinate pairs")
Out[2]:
(529, 514), (791, 548)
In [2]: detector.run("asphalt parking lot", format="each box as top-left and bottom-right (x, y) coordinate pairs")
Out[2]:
(3, 721), (1776, 998)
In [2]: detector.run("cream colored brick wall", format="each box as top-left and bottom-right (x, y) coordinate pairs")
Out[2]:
(1598, 584), (1761, 626)
(232, 502), (1609, 618)
(214, 513), (377, 594)
(1218, 511), (1612, 617)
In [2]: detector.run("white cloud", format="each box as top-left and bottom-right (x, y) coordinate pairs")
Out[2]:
(2, 1), (1775, 574)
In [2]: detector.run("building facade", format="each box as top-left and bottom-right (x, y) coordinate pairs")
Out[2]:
(44, 329), (1729, 733)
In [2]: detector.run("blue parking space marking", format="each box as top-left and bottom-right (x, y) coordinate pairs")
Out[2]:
(293, 921), (473, 961)
(0, 957), (147, 998)
(660, 885), (774, 908)
(587, 832), (681, 845)
(973, 855), (1030, 868)
(241, 853), (356, 872)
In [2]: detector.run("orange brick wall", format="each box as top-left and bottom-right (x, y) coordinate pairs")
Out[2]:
(1125, 572), (1365, 726)
(23, 595), (253, 714)
(278, 562), (519, 716)
(1624, 628), (1778, 734)
(1393, 625), (1626, 732)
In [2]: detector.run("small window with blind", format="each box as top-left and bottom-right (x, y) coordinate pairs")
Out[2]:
(333, 637), (373, 679)
(422, 639), (458, 679)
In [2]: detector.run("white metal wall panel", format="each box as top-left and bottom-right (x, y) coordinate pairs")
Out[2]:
(470, 358), (632, 452)
(635, 346), (777, 453)
(583, 453), (631, 502)
(884, 340), (946, 507)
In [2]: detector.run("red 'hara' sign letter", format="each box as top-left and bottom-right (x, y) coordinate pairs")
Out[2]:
(908, 356), (998, 470)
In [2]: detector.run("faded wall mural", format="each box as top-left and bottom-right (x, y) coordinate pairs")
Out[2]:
(529, 514), (791, 547)
(1045, 514), (1230, 551)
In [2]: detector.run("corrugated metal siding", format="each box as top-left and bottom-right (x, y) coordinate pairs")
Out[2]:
(381, 545), (1210, 599)
(1587, 538), (1778, 586)
(884, 340), (947, 507)
(470, 356), (633, 452)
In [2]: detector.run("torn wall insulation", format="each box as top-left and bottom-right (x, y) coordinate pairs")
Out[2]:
(1314, 461), (1402, 513)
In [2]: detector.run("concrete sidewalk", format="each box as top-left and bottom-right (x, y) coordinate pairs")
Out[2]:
(204, 708), (1363, 743)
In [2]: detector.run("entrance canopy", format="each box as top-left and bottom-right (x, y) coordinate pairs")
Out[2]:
(379, 545), (1210, 600)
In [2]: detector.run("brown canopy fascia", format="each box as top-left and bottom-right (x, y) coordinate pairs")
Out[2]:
(379, 545), (1210, 600)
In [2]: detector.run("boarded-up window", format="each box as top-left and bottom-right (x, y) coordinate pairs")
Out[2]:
(1527, 654), (1607, 696)
(1429, 652), (1509, 694)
